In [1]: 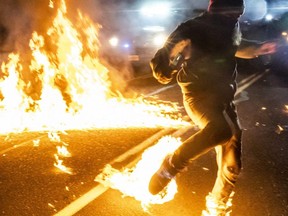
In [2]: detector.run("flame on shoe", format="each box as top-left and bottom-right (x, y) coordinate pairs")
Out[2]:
(0, 0), (188, 135)
(95, 136), (183, 211)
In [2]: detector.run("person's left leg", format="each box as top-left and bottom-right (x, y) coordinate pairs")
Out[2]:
(203, 102), (242, 215)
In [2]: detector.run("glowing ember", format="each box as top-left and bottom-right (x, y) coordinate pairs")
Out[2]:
(0, 0), (188, 135)
(95, 136), (183, 210)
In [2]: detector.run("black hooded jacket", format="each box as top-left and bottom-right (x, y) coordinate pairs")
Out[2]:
(150, 12), (241, 96)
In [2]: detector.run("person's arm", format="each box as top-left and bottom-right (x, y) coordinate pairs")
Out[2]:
(150, 47), (176, 84)
(150, 21), (192, 84)
(235, 39), (277, 59)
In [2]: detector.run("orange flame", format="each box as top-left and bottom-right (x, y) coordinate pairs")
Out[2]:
(95, 136), (183, 210)
(0, 0), (188, 134)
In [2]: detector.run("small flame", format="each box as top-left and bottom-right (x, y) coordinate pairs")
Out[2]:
(54, 154), (73, 174)
(49, 0), (54, 8)
(49, 131), (72, 174)
(56, 145), (71, 157)
(202, 192), (234, 216)
(95, 136), (183, 210)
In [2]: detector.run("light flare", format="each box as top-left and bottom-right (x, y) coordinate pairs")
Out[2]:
(0, 0), (189, 135)
(95, 136), (183, 210)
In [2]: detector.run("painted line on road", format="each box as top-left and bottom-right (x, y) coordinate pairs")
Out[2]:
(0, 135), (47, 155)
(54, 184), (109, 216)
(54, 70), (268, 216)
(236, 70), (269, 96)
(238, 71), (260, 86)
(145, 83), (178, 96)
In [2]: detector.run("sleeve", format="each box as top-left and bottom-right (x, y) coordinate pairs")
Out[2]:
(150, 21), (192, 84)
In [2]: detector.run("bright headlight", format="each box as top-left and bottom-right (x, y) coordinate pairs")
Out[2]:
(140, 2), (171, 18)
(109, 36), (119, 47)
(265, 14), (273, 21)
(282, 32), (288, 42)
(153, 34), (167, 47)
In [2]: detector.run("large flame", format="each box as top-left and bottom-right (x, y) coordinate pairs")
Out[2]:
(95, 136), (183, 210)
(0, 0), (188, 135)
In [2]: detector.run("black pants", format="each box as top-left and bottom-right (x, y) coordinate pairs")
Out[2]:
(172, 90), (242, 203)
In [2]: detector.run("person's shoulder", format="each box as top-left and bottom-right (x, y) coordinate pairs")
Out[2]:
(180, 12), (207, 26)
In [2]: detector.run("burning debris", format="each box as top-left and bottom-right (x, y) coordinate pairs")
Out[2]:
(0, 0), (189, 134)
(275, 124), (288, 134)
(275, 105), (288, 134)
(48, 131), (73, 174)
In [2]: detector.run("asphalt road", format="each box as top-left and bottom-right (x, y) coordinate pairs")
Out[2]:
(0, 67), (287, 216)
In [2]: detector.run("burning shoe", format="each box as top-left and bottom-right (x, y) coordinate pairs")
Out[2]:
(201, 193), (233, 216)
(148, 154), (180, 195)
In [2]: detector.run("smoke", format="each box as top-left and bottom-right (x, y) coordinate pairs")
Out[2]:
(0, 0), (135, 98)
(0, 0), (101, 53)
(0, 1), (47, 52)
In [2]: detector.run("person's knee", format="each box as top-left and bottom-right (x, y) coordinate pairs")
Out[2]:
(224, 162), (242, 183)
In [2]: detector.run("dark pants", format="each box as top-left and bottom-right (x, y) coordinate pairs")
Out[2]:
(171, 90), (242, 202)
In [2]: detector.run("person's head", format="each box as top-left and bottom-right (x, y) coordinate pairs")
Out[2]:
(208, 0), (245, 19)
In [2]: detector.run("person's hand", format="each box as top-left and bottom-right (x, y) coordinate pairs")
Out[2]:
(150, 48), (175, 84)
(169, 39), (191, 60)
(256, 42), (277, 56)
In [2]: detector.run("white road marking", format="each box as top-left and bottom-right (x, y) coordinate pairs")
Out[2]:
(0, 135), (47, 155)
(145, 83), (178, 96)
(236, 70), (269, 96)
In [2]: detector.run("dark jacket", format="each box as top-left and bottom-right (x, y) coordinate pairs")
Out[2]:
(150, 12), (241, 97)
